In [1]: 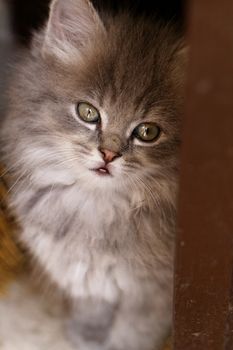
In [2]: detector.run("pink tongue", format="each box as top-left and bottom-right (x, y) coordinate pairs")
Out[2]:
(99, 168), (107, 173)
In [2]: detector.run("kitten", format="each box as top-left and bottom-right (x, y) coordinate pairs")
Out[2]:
(1, 0), (186, 349)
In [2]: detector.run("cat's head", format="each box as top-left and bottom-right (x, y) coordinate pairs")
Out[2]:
(4, 0), (186, 206)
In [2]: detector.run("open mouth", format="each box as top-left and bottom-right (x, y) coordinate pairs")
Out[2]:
(92, 166), (111, 176)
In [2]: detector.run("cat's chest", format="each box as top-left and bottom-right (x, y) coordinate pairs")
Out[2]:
(20, 184), (133, 237)
(18, 186), (167, 301)
(19, 186), (145, 298)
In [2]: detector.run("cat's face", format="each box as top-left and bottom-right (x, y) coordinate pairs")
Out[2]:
(4, 0), (186, 204)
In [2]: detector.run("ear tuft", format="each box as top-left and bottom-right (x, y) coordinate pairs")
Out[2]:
(42, 0), (105, 62)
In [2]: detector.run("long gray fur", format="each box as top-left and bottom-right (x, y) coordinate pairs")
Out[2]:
(0, 0), (187, 349)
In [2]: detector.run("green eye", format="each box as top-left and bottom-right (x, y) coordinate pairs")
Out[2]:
(133, 123), (161, 142)
(77, 102), (100, 123)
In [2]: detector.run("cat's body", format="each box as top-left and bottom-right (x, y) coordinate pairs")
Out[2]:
(12, 180), (174, 350)
(1, 1), (186, 349)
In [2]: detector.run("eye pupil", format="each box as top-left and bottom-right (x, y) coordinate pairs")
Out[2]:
(87, 109), (92, 118)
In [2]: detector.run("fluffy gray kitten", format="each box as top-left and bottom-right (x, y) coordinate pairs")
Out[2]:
(1, 0), (186, 349)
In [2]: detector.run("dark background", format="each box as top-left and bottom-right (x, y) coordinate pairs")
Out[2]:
(8, 0), (185, 45)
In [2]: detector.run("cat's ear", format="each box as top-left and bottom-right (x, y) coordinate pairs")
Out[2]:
(42, 0), (105, 62)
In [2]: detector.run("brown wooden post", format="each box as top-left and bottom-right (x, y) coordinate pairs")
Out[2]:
(225, 271), (233, 350)
(173, 0), (233, 349)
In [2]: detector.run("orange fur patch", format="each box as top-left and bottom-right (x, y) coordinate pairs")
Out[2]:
(0, 166), (24, 293)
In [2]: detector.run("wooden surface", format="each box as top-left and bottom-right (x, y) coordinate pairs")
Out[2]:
(173, 0), (233, 349)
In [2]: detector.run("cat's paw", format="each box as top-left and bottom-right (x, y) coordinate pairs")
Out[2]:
(64, 298), (117, 350)
(66, 317), (108, 346)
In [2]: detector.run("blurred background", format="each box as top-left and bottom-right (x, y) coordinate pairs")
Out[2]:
(0, 0), (13, 120)
(3, 0), (185, 44)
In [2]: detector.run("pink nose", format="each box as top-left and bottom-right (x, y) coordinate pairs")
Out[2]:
(100, 149), (120, 163)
